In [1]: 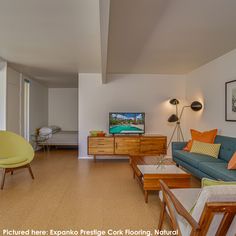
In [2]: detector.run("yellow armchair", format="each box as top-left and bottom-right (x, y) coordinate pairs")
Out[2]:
(0, 131), (35, 189)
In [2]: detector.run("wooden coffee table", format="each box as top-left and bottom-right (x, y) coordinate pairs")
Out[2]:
(130, 156), (191, 203)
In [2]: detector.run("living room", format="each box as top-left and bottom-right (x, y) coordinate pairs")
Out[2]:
(0, 0), (236, 235)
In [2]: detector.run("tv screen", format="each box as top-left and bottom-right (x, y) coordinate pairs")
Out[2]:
(109, 112), (145, 134)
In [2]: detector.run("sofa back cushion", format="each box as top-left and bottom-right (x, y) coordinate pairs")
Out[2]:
(184, 129), (218, 151)
(215, 135), (236, 162)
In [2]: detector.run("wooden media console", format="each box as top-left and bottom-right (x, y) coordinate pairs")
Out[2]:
(87, 135), (167, 162)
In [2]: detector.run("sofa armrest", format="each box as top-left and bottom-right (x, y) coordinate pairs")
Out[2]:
(172, 142), (187, 151)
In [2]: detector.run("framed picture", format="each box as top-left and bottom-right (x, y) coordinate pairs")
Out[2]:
(225, 80), (236, 121)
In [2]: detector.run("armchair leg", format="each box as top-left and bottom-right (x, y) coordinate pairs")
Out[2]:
(1, 169), (6, 190)
(11, 171), (13, 175)
(158, 201), (166, 230)
(27, 164), (35, 179)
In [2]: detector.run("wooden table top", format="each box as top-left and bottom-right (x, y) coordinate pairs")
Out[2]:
(130, 155), (174, 165)
(130, 155), (174, 178)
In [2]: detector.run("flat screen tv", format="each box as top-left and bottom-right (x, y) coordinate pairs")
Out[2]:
(109, 112), (145, 134)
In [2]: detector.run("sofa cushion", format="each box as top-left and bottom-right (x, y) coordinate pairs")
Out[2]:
(184, 129), (218, 151)
(215, 135), (236, 162)
(201, 178), (236, 187)
(173, 157), (215, 179)
(228, 152), (236, 169)
(199, 162), (236, 181)
(173, 150), (224, 169)
(190, 141), (221, 158)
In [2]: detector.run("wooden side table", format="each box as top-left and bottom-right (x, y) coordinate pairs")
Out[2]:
(31, 134), (50, 151)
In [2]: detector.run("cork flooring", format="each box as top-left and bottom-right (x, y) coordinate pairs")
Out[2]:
(0, 149), (200, 232)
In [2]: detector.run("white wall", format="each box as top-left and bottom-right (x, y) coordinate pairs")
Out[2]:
(30, 79), (48, 135)
(185, 49), (236, 138)
(3, 66), (49, 136)
(0, 61), (7, 130)
(48, 88), (78, 131)
(79, 73), (186, 158)
(6, 67), (22, 134)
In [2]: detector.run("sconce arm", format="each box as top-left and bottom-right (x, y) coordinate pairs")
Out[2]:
(179, 105), (190, 121)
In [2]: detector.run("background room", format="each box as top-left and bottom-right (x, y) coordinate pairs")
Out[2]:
(0, 62), (79, 151)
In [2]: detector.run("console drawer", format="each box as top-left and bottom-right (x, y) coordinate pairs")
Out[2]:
(88, 137), (114, 148)
(88, 147), (114, 155)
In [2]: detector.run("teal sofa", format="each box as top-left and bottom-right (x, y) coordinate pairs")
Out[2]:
(172, 135), (236, 181)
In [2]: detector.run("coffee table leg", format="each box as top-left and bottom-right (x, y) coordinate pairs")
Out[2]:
(145, 190), (148, 203)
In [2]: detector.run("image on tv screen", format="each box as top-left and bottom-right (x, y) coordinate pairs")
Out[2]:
(109, 112), (145, 134)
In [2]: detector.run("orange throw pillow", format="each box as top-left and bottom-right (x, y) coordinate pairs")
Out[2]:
(183, 140), (193, 151)
(228, 152), (236, 170)
(183, 129), (218, 151)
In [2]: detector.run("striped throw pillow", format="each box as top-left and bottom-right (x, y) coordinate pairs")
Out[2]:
(190, 140), (221, 158)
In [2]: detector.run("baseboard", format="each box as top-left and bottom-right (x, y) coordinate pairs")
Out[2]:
(78, 156), (129, 160)
(78, 155), (172, 160)
(78, 156), (93, 160)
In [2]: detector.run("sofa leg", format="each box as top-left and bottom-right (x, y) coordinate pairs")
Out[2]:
(1, 169), (6, 190)
(27, 164), (35, 179)
(176, 164), (179, 167)
(11, 171), (13, 175)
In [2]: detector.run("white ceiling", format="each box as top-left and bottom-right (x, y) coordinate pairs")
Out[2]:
(108, 0), (236, 74)
(1, 0), (236, 86)
(0, 0), (102, 87)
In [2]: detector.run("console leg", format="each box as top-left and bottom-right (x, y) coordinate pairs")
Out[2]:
(133, 170), (135, 179)
(145, 190), (148, 203)
(94, 155), (96, 163)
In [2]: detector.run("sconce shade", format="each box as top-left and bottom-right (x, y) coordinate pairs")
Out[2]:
(191, 101), (202, 111)
(168, 114), (179, 122)
(169, 98), (179, 105)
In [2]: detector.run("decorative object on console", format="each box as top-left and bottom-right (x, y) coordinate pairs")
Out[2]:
(167, 99), (203, 149)
(89, 130), (106, 137)
(225, 79), (236, 121)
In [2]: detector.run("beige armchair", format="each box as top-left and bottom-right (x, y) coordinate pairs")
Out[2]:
(158, 180), (236, 236)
